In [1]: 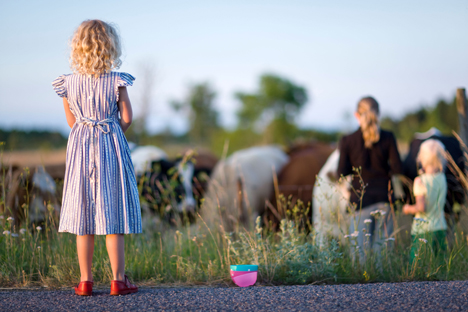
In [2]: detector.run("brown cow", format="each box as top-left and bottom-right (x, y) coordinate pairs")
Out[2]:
(265, 141), (335, 228)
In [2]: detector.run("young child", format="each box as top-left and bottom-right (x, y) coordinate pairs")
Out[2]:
(403, 139), (447, 262)
(52, 20), (141, 296)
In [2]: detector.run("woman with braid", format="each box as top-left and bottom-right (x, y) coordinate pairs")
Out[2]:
(338, 96), (402, 252)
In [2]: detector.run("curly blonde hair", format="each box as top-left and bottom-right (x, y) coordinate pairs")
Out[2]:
(70, 20), (122, 76)
(357, 96), (380, 148)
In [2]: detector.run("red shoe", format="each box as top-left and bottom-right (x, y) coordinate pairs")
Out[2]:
(75, 281), (93, 296)
(110, 275), (138, 296)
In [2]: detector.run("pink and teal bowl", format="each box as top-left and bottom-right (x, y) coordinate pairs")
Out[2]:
(230, 265), (258, 287)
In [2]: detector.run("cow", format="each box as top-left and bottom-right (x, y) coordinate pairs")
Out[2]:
(313, 149), (409, 245)
(312, 150), (351, 245)
(130, 146), (217, 225)
(201, 145), (289, 232)
(403, 127), (465, 214)
(265, 142), (335, 229)
(1, 164), (63, 228)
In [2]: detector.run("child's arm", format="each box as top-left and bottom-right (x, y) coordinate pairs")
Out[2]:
(403, 177), (426, 215)
(63, 98), (76, 128)
(117, 87), (133, 133)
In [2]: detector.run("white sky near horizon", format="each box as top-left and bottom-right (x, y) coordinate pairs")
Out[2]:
(0, 0), (467, 135)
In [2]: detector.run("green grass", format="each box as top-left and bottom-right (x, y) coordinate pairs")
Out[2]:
(2, 145), (468, 288)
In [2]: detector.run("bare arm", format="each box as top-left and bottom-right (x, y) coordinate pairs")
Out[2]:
(403, 195), (426, 215)
(63, 98), (76, 128)
(117, 87), (133, 133)
(403, 177), (426, 214)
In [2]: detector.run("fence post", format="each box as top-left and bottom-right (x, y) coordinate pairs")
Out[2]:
(457, 88), (468, 147)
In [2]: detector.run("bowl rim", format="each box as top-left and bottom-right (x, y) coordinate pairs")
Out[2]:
(230, 264), (259, 271)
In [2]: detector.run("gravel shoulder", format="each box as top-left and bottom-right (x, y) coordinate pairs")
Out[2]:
(1, 281), (467, 311)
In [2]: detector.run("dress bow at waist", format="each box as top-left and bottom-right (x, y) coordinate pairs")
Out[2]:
(76, 117), (116, 134)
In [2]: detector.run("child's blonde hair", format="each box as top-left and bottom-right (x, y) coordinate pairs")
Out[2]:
(417, 139), (447, 172)
(70, 20), (122, 76)
(357, 96), (380, 148)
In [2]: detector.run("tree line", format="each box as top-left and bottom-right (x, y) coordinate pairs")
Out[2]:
(0, 72), (460, 153)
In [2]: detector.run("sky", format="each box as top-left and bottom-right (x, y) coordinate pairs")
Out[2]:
(0, 0), (467, 135)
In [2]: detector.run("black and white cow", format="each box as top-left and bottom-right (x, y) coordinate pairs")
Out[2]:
(131, 145), (213, 225)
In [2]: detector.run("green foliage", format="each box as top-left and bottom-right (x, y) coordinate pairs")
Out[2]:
(171, 83), (220, 144)
(0, 129), (67, 151)
(380, 97), (458, 143)
(236, 73), (308, 144)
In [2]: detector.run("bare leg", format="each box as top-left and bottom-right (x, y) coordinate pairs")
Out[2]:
(106, 234), (125, 281)
(76, 235), (95, 282)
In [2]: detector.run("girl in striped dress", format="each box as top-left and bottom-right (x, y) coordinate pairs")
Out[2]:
(52, 20), (140, 296)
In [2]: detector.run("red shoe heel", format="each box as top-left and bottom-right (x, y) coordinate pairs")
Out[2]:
(75, 281), (93, 296)
(110, 275), (138, 296)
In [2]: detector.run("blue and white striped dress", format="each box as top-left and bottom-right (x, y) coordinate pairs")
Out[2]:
(52, 72), (142, 235)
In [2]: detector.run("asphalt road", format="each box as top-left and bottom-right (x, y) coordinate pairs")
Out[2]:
(1, 281), (467, 311)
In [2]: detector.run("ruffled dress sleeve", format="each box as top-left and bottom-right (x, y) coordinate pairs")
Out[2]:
(52, 75), (68, 98)
(116, 72), (135, 102)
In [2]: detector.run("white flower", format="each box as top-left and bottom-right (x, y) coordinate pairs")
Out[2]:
(371, 209), (387, 216)
(6, 217), (14, 221)
(37, 246), (41, 250)
(365, 233), (372, 237)
(19, 229), (26, 235)
(3, 230), (10, 235)
(385, 237), (395, 241)
(351, 231), (359, 237)
(36, 226), (42, 231)
(344, 234), (350, 238)
(419, 238), (427, 244)
(364, 219), (372, 224)
(414, 254), (418, 257)
(0, 215), (4, 219)
(11, 233), (18, 237)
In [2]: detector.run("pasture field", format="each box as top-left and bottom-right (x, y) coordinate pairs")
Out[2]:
(2, 147), (468, 289)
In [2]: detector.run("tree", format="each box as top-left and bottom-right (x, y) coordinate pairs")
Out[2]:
(235, 74), (308, 144)
(380, 96), (458, 143)
(172, 83), (220, 144)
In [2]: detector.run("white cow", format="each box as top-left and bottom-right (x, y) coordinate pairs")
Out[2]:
(312, 150), (350, 245)
(202, 145), (289, 232)
(312, 149), (405, 245)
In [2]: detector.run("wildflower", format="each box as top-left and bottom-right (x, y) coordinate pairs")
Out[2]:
(22, 238), (26, 242)
(414, 254), (418, 257)
(0, 215), (4, 219)
(11, 233), (18, 237)
(419, 238), (427, 244)
(3, 230), (10, 235)
(364, 219), (372, 224)
(385, 237), (395, 242)
(351, 231), (359, 237)
(344, 234), (350, 238)
(6, 217), (14, 222)
(19, 229), (26, 235)
(414, 217), (427, 223)
(365, 233), (372, 237)
(192, 236), (197, 242)
(36, 226), (42, 231)
(37, 246), (41, 250)
(370, 210), (386, 216)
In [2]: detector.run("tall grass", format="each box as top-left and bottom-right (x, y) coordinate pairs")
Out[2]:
(2, 144), (468, 288)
